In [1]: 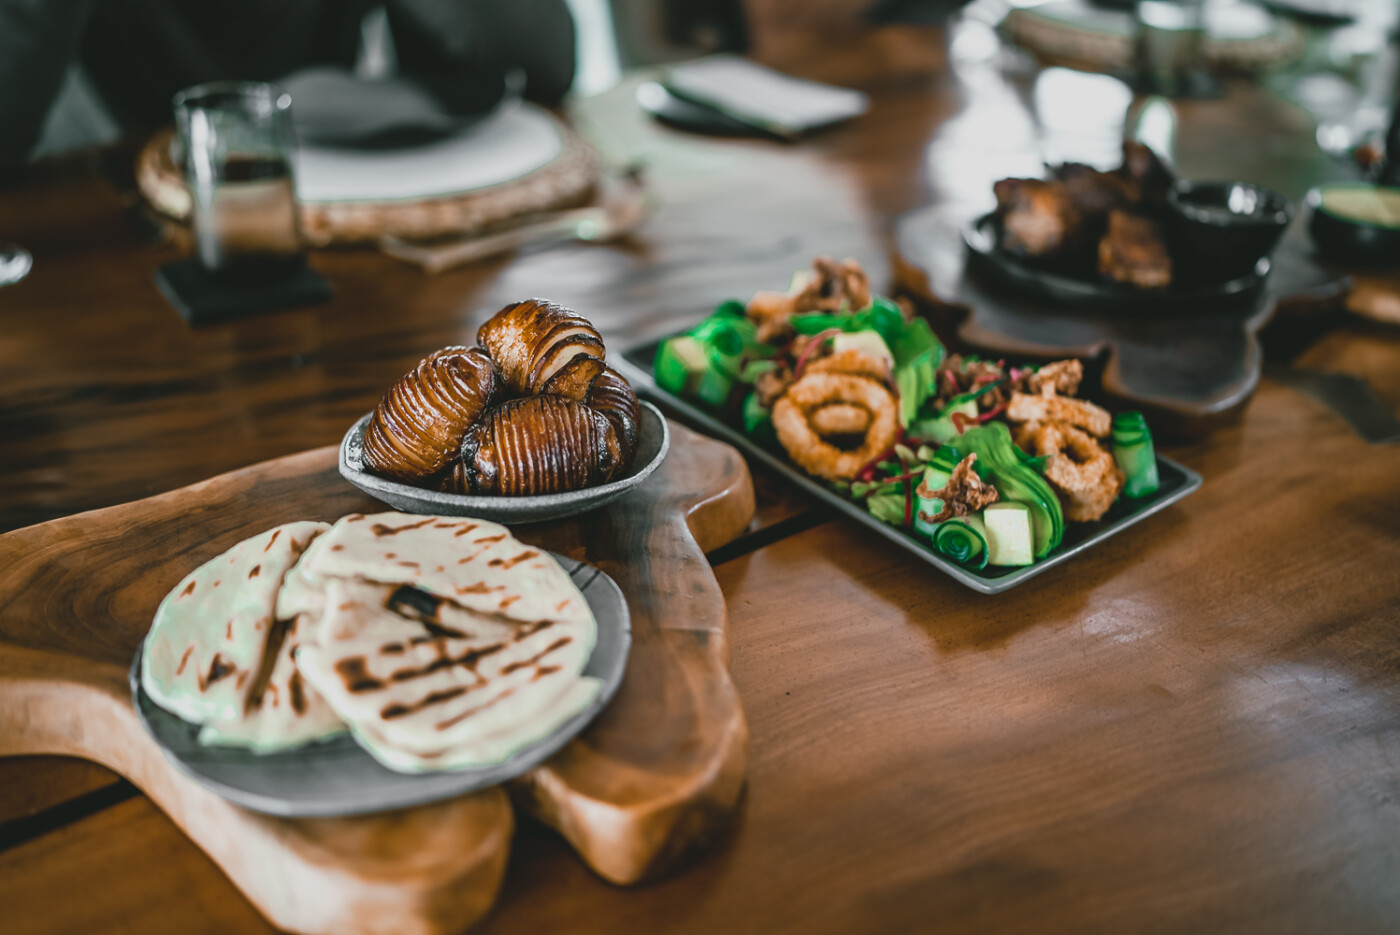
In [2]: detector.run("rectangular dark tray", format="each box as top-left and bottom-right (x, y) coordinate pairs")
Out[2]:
(617, 339), (1203, 594)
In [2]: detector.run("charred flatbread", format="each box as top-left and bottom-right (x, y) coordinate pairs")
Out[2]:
(140, 521), (346, 751)
(284, 512), (600, 772)
(140, 511), (601, 772)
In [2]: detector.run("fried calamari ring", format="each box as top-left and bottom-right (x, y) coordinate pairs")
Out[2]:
(804, 348), (891, 384)
(1020, 421), (1123, 522)
(1007, 391), (1111, 438)
(809, 404), (871, 437)
(363, 346), (500, 484)
(772, 373), (899, 481)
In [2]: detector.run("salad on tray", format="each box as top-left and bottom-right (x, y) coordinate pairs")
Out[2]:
(653, 257), (1161, 572)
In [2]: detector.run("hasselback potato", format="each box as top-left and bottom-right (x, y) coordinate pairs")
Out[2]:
(363, 346), (500, 484)
(477, 298), (605, 396)
(450, 395), (621, 496)
(541, 357), (641, 468)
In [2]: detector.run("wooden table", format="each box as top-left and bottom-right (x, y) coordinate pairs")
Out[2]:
(3, 38), (1399, 935)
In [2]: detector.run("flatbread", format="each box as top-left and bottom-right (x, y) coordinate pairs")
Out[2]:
(141, 511), (601, 772)
(140, 521), (346, 751)
(285, 512), (600, 772)
(294, 513), (593, 627)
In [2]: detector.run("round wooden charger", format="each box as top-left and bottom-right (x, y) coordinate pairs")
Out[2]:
(137, 105), (598, 245)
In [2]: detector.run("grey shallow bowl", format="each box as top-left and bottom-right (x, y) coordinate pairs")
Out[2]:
(131, 555), (631, 818)
(339, 400), (669, 523)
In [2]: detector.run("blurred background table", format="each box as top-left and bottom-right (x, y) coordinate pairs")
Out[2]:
(1, 8), (1399, 934)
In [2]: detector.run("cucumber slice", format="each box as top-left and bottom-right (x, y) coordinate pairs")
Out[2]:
(832, 330), (894, 368)
(787, 269), (815, 294)
(983, 502), (1035, 567)
(932, 514), (989, 569)
(653, 336), (733, 408)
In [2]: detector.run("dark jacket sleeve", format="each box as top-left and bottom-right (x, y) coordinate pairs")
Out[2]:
(0, 0), (96, 172)
(385, 0), (576, 112)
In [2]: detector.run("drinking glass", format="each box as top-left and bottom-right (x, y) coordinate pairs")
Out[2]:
(174, 81), (304, 272)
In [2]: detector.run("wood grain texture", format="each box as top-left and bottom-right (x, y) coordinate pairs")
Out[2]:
(0, 421), (754, 931)
(3, 382), (1395, 935)
(508, 419), (753, 883)
(4, 28), (1399, 933)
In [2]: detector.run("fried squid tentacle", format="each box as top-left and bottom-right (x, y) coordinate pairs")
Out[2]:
(363, 346), (500, 484)
(451, 395), (621, 496)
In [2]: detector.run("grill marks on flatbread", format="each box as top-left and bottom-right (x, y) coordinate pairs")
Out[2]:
(286, 512), (599, 772)
(140, 521), (347, 752)
(142, 511), (599, 771)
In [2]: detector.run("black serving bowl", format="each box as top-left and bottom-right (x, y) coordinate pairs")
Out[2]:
(1307, 183), (1400, 268)
(1165, 180), (1294, 283)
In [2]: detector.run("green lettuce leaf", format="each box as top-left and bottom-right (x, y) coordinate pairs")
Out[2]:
(866, 486), (909, 527)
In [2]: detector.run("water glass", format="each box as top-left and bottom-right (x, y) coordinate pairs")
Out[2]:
(174, 81), (303, 272)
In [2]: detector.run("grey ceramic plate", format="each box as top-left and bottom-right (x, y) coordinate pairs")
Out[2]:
(338, 401), (669, 523)
(130, 556), (630, 817)
(617, 346), (1202, 595)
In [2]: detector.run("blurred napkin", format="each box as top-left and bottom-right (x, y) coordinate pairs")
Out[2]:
(281, 68), (488, 147)
(662, 56), (869, 140)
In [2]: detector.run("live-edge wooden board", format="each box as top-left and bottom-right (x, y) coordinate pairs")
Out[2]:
(0, 419), (754, 935)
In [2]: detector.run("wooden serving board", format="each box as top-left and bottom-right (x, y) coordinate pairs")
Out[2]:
(0, 420), (753, 935)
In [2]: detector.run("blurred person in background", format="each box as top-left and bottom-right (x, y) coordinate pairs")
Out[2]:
(0, 0), (576, 172)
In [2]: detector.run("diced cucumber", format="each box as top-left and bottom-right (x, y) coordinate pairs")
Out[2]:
(653, 336), (733, 408)
(982, 502), (1035, 567)
(693, 366), (735, 409)
(787, 269), (815, 294)
(654, 336), (708, 394)
(832, 330), (894, 368)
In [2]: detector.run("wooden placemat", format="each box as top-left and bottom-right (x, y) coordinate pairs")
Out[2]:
(136, 115), (598, 246)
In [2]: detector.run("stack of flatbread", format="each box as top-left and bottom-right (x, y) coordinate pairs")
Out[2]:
(141, 512), (600, 772)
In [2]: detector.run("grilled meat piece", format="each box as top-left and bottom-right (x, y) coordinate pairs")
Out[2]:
(1053, 163), (1136, 217)
(1098, 211), (1172, 289)
(451, 395), (621, 496)
(1119, 140), (1175, 209)
(993, 178), (1081, 257)
(363, 346), (501, 484)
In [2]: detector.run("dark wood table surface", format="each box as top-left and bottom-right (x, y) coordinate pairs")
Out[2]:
(2, 37), (1399, 935)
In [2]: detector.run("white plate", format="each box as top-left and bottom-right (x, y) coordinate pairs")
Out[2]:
(295, 101), (564, 204)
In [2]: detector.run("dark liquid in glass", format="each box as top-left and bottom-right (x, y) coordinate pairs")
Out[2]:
(194, 154), (302, 272)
